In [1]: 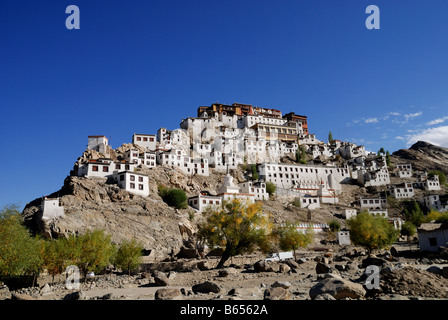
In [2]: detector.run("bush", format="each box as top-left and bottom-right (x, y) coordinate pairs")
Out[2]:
(159, 185), (188, 209)
(0, 205), (43, 284)
(114, 239), (143, 275)
(276, 222), (313, 260)
(266, 182), (276, 196)
(328, 220), (341, 232)
(197, 199), (273, 268)
(347, 211), (398, 256)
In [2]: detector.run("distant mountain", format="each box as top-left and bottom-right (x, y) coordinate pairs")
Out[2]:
(391, 141), (448, 174)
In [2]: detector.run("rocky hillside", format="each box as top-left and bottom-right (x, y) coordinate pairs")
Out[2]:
(391, 141), (448, 174)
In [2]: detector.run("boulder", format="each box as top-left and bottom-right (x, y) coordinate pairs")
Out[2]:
(316, 262), (332, 274)
(153, 271), (170, 286)
(314, 293), (336, 300)
(426, 266), (442, 275)
(263, 287), (291, 300)
(0, 285), (11, 300)
(254, 260), (277, 272)
(271, 281), (291, 289)
(63, 291), (87, 300)
(176, 247), (199, 259)
(192, 281), (221, 294)
(11, 293), (37, 301)
(155, 288), (183, 300)
(361, 257), (388, 268)
(218, 267), (237, 277)
(279, 264), (291, 273)
(309, 278), (366, 300)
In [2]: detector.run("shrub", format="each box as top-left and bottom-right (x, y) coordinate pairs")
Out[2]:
(197, 199), (273, 268)
(266, 182), (276, 196)
(0, 205), (43, 284)
(347, 211), (398, 256)
(159, 185), (188, 209)
(114, 239), (143, 275)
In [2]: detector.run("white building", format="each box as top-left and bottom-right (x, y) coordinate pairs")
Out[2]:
(359, 196), (387, 210)
(356, 155), (390, 187)
(77, 158), (115, 178)
(258, 162), (348, 193)
(298, 195), (320, 210)
(337, 142), (367, 160)
(396, 163), (413, 178)
(117, 171), (149, 197)
(415, 172), (441, 191)
(342, 208), (358, 219)
(238, 181), (268, 201)
(87, 135), (109, 154)
(422, 194), (448, 212)
(418, 222), (448, 252)
(132, 133), (156, 151)
(188, 191), (222, 212)
(41, 197), (65, 220)
(388, 182), (414, 199)
(337, 230), (351, 245)
(188, 174), (256, 212)
(78, 159), (137, 179)
(156, 148), (209, 176)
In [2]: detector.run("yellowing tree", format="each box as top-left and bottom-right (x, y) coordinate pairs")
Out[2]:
(276, 222), (314, 260)
(198, 198), (273, 268)
(347, 211), (398, 256)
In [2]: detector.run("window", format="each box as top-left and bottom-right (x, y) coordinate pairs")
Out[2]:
(130, 183), (135, 189)
(103, 166), (109, 172)
(137, 137), (142, 141)
(130, 175), (135, 181)
(120, 175), (124, 181)
(139, 184), (144, 190)
(92, 165), (99, 172)
(138, 176), (143, 182)
(429, 237), (438, 247)
(116, 164), (121, 170)
(143, 137), (148, 142)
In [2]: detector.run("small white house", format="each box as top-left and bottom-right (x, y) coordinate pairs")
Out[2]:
(359, 196), (387, 210)
(415, 172), (441, 191)
(238, 181), (268, 201)
(342, 208), (357, 219)
(117, 171), (149, 197)
(422, 194), (448, 212)
(388, 182), (414, 199)
(41, 197), (65, 220)
(188, 191), (222, 213)
(337, 230), (351, 245)
(87, 135), (109, 154)
(418, 222), (448, 252)
(133, 133), (156, 151)
(396, 163), (413, 178)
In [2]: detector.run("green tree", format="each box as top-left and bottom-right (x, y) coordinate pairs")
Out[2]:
(250, 164), (259, 181)
(296, 146), (307, 164)
(378, 147), (386, 156)
(114, 239), (143, 275)
(404, 201), (425, 227)
(266, 182), (276, 197)
(76, 230), (116, 279)
(347, 211), (398, 256)
(197, 198), (273, 268)
(328, 220), (341, 233)
(276, 223), (313, 260)
(386, 151), (391, 167)
(159, 186), (188, 209)
(400, 221), (416, 241)
(328, 131), (334, 144)
(0, 205), (43, 283)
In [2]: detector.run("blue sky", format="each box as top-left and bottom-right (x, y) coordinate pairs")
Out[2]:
(1, 0), (448, 209)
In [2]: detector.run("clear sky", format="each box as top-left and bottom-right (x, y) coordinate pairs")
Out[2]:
(1, 0), (448, 209)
